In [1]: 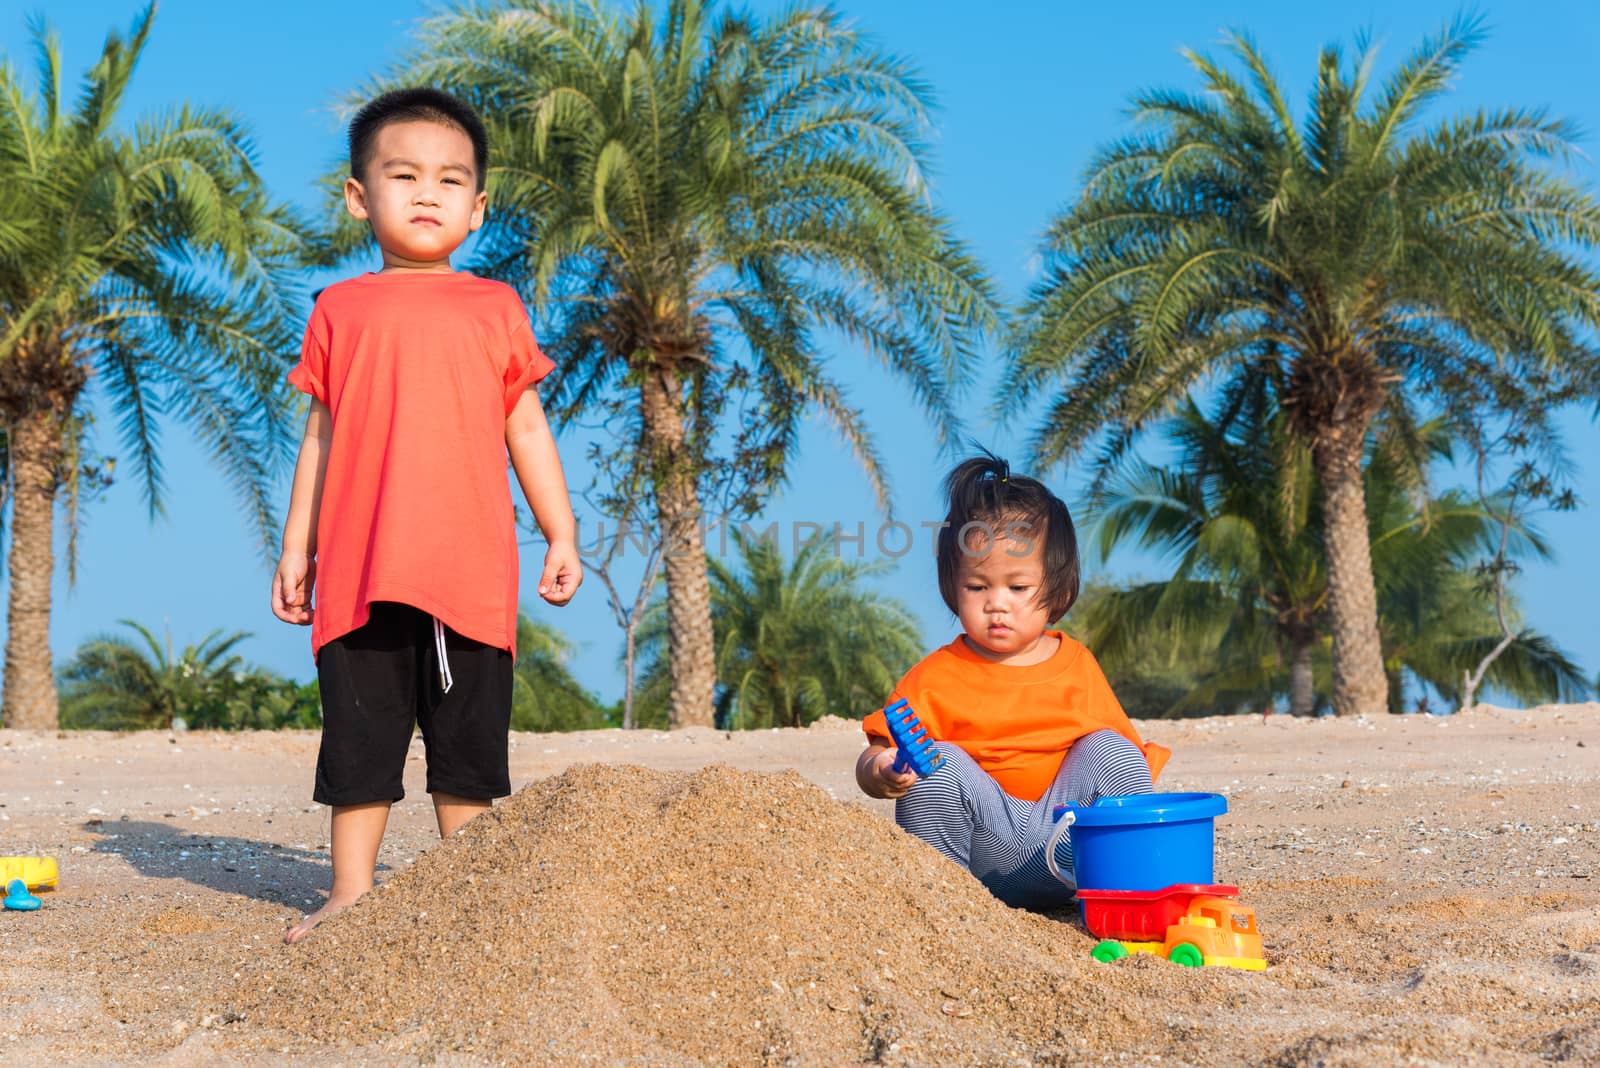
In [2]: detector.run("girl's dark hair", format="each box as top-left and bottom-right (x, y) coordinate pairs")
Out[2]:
(349, 88), (489, 191)
(936, 453), (1080, 621)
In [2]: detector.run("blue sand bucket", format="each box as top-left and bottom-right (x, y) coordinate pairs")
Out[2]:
(1045, 792), (1227, 892)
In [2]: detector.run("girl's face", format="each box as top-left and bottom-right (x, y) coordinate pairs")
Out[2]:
(954, 531), (1057, 666)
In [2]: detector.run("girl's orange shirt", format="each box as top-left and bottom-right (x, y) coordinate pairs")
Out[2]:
(862, 632), (1170, 802)
(287, 271), (554, 659)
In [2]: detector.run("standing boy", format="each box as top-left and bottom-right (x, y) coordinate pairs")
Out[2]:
(271, 88), (580, 942)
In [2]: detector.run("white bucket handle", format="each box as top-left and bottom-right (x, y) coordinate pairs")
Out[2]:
(1045, 806), (1077, 889)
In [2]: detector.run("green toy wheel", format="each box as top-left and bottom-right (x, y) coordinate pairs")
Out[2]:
(1091, 939), (1129, 963)
(1167, 942), (1204, 968)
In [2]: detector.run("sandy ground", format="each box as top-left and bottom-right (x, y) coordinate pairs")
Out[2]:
(1, 704), (1597, 1066)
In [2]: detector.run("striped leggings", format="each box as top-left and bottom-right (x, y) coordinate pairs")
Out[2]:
(894, 730), (1154, 910)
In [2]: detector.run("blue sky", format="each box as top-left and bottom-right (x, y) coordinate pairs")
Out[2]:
(3, 0), (1597, 705)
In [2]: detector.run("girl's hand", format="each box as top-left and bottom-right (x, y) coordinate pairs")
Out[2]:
(272, 552), (315, 625)
(538, 540), (582, 606)
(860, 746), (919, 799)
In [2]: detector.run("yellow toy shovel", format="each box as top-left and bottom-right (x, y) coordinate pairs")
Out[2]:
(0, 857), (58, 891)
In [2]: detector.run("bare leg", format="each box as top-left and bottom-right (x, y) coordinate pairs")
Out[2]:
(285, 800), (391, 944)
(433, 792), (490, 838)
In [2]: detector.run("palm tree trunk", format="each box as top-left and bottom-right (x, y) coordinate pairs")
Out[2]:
(1388, 667), (1407, 717)
(1311, 425), (1390, 716)
(3, 405), (63, 729)
(639, 364), (715, 728)
(1288, 634), (1316, 717)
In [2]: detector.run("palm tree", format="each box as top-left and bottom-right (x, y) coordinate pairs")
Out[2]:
(1079, 402), (1586, 715)
(368, 0), (996, 727)
(1085, 397), (1328, 715)
(511, 613), (616, 731)
(1378, 569), (1588, 712)
(0, 7), (308, 728)
(1063, 583), (1265, 719)
(1007, 17), (1600, 715)
(637, 530), (922, 729)
(58, 620), (322, 730)
(1368, 461), (1590, 711)
(58, 620), (251, 729)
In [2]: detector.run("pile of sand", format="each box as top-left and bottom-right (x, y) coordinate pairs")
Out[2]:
(194, 760), (1600, 1066)
(230, 764), (1184, 1064)
(8, 712), (1599, 1064)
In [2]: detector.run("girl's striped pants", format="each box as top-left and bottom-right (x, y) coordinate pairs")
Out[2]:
(894, 730), (1154, 909)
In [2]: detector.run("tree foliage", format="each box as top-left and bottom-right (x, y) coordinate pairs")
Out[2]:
(636, 531), (922, 729)
(348, 0), (998, 726)
(0, 5), (310, 728)
(1010, 16), (1600, 715)
(1073, 405), (1588, 716)
(57, 620), (320, 730)
(0, 3), (308, 532)
(510, 612), (617, 732)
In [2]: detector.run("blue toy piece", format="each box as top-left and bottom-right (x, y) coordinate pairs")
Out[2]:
(4, 878), (41, 911)
(882, 698), (943, 778)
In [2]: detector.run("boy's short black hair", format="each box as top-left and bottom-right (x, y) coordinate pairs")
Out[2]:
(935, 452), (1081, 621)
(349, 87), (489, 192)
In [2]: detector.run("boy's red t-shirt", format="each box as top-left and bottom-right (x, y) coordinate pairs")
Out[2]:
(287, 271), (555, 658)
(861, 632), (1170, 802)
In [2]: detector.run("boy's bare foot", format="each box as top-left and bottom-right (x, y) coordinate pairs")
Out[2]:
(284, 890), (364, 944)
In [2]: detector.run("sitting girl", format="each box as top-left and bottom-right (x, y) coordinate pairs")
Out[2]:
(857, 454), (1170, 908)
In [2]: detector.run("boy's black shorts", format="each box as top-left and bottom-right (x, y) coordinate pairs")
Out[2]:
(313, 601), (513, 807)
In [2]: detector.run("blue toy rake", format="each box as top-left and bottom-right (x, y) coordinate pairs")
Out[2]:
(883, 698), (943, 778)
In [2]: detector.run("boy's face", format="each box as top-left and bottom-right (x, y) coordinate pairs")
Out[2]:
(345, 120), (486, 270)
(954, 530), (1054, 666)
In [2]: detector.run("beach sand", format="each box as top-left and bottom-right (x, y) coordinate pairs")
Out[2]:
(1, 703), (1596, 1065)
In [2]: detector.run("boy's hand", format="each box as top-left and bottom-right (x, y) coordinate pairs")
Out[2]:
(272, 551), (316, 625)
(859, 746), (919, 800)
(538, 541), (582, 606)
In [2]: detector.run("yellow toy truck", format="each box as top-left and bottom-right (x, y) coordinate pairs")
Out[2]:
(1079, 883), (1266, 971)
